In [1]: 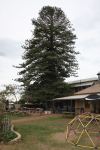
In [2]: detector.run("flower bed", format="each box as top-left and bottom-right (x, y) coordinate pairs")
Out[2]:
(0, 114), (21, 143)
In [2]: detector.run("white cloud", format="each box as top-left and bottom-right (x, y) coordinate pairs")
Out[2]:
(0, 0), (100, 85)
(0, 39), (23, 85)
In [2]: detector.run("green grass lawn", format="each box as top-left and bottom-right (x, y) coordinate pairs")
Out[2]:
(0, 115), (95, 150)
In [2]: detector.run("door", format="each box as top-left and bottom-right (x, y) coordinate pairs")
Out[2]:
(85, 101), (90, 112)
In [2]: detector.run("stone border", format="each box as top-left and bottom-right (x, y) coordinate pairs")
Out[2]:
(9, 124), (21, 143)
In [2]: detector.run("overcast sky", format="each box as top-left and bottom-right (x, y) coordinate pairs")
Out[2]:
(0, 0), (100, 87)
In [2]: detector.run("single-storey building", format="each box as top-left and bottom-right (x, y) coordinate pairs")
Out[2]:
(53, 73), (100, 115)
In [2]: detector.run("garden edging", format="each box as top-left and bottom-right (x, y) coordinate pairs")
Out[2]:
(9, 124), (21, 143)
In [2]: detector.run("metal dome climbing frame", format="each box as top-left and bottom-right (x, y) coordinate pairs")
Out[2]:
(66, 113), (100, 149)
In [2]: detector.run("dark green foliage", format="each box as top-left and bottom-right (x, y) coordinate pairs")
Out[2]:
(0, 131), (16, 143)
(17, 6), (78, 103)
(0, 114), (16, 143)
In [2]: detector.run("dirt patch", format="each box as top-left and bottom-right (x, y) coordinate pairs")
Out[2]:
(52, 132), (66, 143)
(11, 114), (62, 125)
(12, 115), (46, 125)
(0, 144), (13, 150)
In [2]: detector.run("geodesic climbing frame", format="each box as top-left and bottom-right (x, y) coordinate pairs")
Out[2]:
(66, 113), (100, 149)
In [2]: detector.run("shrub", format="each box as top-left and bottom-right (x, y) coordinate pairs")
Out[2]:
(0, 130), (16, 143)
(0, 114), (16, 143)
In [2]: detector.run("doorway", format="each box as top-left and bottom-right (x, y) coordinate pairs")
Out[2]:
(85, 101), (90, 112)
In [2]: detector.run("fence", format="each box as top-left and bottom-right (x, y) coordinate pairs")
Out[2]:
(0, 114), (11, 134)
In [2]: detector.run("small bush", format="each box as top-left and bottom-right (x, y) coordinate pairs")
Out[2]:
(0, 131), (17, 143)
(0, 114), (17, 143)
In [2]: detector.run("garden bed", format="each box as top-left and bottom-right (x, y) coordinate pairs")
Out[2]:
(0, 113), (21, 143)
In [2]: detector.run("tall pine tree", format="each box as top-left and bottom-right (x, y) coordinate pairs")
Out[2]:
(17, 6), (78, 103)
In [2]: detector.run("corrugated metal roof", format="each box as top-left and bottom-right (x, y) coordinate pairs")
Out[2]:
(53, 94), (89, 101)
(85, 94), (100, 101)
(75, 83), (100, 95)
(72, 82), (94, 87)
(68, 77), (97, 85)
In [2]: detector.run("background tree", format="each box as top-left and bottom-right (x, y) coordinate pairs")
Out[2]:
(4, 84), (18, 102)
(0, 84), (20, 103)
(0, 84), (21, 111)
(17, 6), (78, 104)
(0, 88), (9, 111)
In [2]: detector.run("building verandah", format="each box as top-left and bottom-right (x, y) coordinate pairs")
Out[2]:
(75, 98), (100, 114)
(52, 83), (100, 115)
(52, 97), (100, 115)
(52, 73), (100, 115)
